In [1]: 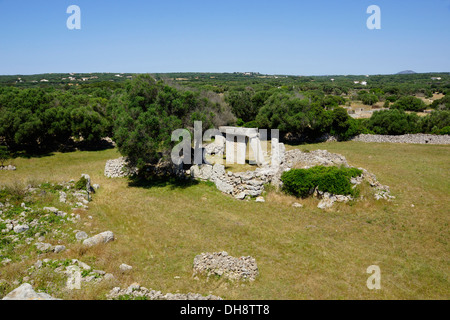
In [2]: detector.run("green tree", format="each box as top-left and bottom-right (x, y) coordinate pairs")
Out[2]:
(391, 96), (426, 112)
(366, 110), (420, 135)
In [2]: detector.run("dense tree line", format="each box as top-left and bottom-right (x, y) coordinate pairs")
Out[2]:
(0, 73), (449, 167)
(0, 86), (113, 153)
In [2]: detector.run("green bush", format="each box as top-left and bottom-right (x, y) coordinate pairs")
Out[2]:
(391, 96), (426, 112)
(74, 176), (88, 190)
(281, 166), (362, 198)
(435, 126), (450, 135)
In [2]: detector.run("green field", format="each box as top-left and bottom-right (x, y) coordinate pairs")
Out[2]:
(1, 142), (449, 299)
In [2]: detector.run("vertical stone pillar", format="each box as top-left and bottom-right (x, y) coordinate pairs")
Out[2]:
(249, 137), (265, 166)
(236, 135), (247, 165)
(271, 129), (281, 168)
(225, 131), (236, 165)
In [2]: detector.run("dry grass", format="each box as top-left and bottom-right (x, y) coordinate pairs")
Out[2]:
(0, 142), (449, 299)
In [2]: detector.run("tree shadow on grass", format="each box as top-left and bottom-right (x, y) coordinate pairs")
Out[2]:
(13, 150), (55, 159)
(127, 175), (199, 190)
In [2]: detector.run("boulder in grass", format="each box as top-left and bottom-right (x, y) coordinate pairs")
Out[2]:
(82, 231), (115, 247)
(2, 283), (60, 300)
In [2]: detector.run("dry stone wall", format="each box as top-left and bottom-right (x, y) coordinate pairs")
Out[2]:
(351, 134), (450, 145)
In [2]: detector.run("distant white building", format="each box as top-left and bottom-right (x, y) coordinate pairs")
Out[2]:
(40, 79), (49, 82)
(361, 81), (367, 86)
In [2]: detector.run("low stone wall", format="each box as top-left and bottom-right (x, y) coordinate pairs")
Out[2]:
(104, 157), (138, 178)
(351, 134), (450, 145)
(193, 251), (259, 282)
(190, 164), (273, 199)
(107, 283), (222, 300)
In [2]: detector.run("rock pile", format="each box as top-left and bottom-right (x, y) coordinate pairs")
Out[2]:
(351, 133), (450, 145)
(359, 168), (395, 201)
(104, 157), (138, 178)
(193, 251), (259, 282)
(27, 259), (114, 285)
(107, 283), (222, 300)
(0, 165), (16, 171)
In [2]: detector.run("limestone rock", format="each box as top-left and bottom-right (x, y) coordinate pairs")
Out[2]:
(13, 224), (29, 233)
(2, 283), (60, 300)
(75, 231), (88, 240)
(119, 263), (133, 272)
(34, 242), (53, 252)
(83, 231), (115, 247)
(53, 245), (66, 253)
(255, 196), (265, 203)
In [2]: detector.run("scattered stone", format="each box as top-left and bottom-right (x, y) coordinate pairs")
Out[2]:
(0, 165), (16, 171)
(59, 191), (67, 203)
(53, 245), (66, 253)
(83, 231), (115, 247)
(104, 273), (114, 281)
(43, 207), (67, 217)
(119, 263), (133, 273)
(34, 242), (53, 252)
(292, 202), (303, 208)
(255, 196), (265, 203)
(75, 231), (88, 240)
(13, 225), (29, 234)
(106, 283), (222, 301)
(2, 283), (60, 300)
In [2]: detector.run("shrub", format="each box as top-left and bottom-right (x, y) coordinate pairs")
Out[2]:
(281, 166), (362, 198)
(435, 126), (450, 135)
(74, 176), (88, 190)
(419, 110), (450, 133)
(366, 109), (420, 135)
(391, 96), (426, 112)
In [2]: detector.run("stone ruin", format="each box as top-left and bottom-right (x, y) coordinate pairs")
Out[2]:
(104, 126), (394, 207)
(0, 165), (16, 171)
(193, 251), (259, 282)
(104, 157), (138, 178)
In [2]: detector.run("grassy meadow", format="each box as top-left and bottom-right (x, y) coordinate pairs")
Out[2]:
(0, 142), (448, 299)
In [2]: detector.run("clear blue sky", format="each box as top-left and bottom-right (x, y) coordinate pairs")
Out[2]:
(0, 0), (449, 75)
